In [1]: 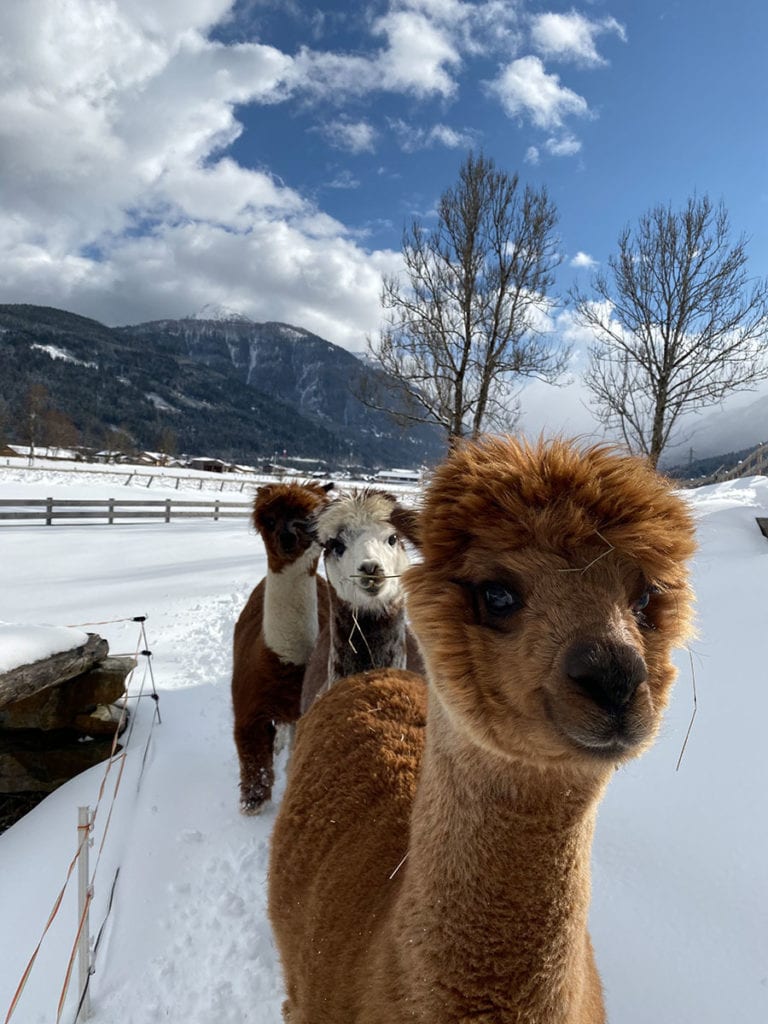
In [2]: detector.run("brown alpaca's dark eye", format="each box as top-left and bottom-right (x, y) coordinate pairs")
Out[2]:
(388, 533), (398, 546)
(631, 586), (659, 630)
(482, 583), (523, 617)
(263, 516), (276, 531)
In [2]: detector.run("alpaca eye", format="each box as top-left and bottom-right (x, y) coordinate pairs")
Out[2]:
(327, 538), (346, 557)
(482, 583), (522, 617)
(387, 533), (398, 546)
(263, 516), (276, 531)
(633, 591), (651, 613)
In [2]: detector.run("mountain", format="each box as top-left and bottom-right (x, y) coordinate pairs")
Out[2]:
(663, 392), (768, 464)
(0, 304), (444, 469)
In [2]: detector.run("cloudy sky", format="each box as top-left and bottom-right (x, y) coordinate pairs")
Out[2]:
(2, 0), (767, 437)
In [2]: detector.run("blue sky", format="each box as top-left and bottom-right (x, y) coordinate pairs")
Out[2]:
(1, 0), (766, 438)
(220, 0), (768, 295)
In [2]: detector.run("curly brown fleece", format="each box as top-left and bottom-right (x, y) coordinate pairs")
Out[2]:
(268, 437), (696, 1022)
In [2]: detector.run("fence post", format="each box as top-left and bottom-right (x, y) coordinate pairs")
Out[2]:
(214, 500), (220, 522)
(77, 806), (92, 1020)
(46, 497), (53, 526)
(165, 498), (171, 524)
(108, 498), (115, 526)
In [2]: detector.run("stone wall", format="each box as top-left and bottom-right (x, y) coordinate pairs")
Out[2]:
(0, 635), (135, 830)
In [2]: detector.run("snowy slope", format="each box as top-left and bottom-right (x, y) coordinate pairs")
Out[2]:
(0, 468), (767, 1024)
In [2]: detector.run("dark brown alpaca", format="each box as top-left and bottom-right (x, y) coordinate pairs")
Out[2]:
(231, 480), (332, 814)
(268, 437), (696, 1022)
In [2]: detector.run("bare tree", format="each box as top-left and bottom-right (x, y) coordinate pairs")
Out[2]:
(22, 383), (49, 462)
(157, 425), (178, 464)
(44, 408), (80, 452)
(572, 195), (768, 467)
(366, 152), (568, 443)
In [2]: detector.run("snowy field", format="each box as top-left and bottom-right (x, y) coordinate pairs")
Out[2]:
(0, 462), (767, 1023)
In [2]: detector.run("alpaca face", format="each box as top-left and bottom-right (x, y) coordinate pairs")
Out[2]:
(405, 437), (696, 771)
(315, 490), (411, 612)
(253, 482), (332, 573)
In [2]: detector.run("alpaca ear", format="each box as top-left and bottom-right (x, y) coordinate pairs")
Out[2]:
(390, 505), (422, 550)
(254, 484), (276, 504)
(252, 485), (274, 527)
(322, 481), (335, 492)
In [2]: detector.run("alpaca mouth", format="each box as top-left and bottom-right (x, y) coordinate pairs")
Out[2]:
(543, 693), (648, 760)
(354, 573), (386, 595)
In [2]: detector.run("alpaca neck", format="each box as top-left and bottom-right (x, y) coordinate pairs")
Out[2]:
(327, 598), (407, 684)
(262, 548), (320, 666)
(388, 696), (608, 1022)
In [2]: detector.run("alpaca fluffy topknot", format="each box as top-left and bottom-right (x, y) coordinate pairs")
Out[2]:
(419, 436), (697, 591)
(252, 479), (332, 535)
(313, 488), (398, 545)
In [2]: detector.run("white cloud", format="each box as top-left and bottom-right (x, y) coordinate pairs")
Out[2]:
(0, 0), (405, 349)
(517, 309), (606, 440)
(324, 170), (361, 190)
(320, 118), (377, 153)
(287, 6), (462, 103)
(530, 11), (626, 67)
(389, 118), (475, 152)
(0, 1), (618, 352)
(570, 251), (598, 269)
(524, 145), (540, 165)
(545, 133), (582, 157)
(487, 55), (589, 129)
(373, 10), (462, 98)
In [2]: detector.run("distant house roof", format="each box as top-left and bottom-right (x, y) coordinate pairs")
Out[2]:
(374, 468), (422, 482)
(5, 444), (80, 460)
(186, 457), (233, 473)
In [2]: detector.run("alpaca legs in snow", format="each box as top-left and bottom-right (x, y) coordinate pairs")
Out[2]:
(234, 715), (276, 813)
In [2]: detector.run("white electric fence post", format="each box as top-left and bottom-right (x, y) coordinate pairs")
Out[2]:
(76, 806), (92, 1020)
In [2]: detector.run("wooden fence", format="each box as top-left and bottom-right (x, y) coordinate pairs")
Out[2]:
(0, 497), (252, 526)
(0, 460), (271, 494)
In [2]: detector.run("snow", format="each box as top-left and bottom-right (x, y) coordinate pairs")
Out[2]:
(29, 344), (97, 369)
(0, 466), (767, 1024)
(0, 624), (89, 674)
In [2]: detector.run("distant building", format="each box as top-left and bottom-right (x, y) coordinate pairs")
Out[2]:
(3, 444), (83, 462)
(373, 468), (422, 485)
(186, 457), (233, 474)
(94, 450), (131, 464)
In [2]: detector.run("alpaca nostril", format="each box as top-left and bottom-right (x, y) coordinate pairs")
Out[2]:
(564, 639), (648, 712)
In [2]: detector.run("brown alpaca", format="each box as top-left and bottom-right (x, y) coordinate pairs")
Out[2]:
(231, 480), (332, 814)
(268, 437), (696, 1023)
(300, 489), (423, 715)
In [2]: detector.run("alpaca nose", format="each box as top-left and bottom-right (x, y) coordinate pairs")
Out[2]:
(358, 560), (384, 592)
(279, 528), (297, 551)
(564, 639), (647, 712)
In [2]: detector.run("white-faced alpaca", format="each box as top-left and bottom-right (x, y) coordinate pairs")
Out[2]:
(300, 489), (423, 715)
(269, 437), (696, 1023)
(231, 480), (332, 814)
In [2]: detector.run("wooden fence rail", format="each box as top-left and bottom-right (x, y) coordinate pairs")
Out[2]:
(0, 497), (253, 526)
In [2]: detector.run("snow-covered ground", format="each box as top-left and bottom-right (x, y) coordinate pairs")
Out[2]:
(0, 464), (767, 1023)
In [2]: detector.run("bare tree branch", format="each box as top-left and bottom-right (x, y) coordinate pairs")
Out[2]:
(364, 152), (569, 444)
(572, 195), (768, 467)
